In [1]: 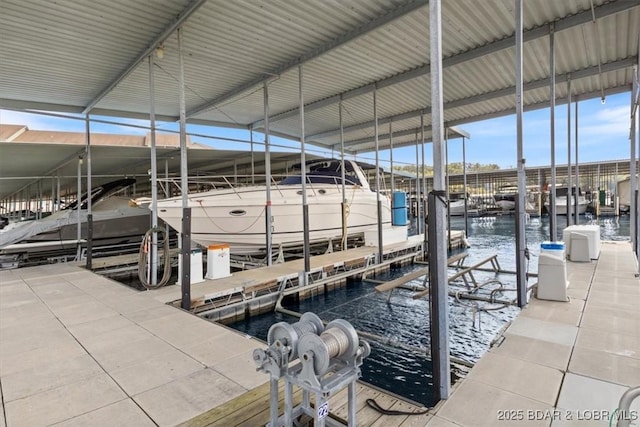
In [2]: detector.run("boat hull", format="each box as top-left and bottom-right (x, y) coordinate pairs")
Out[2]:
(551, 197), (589, 215)
(0, 197), (150, 254)
(156, 186), (392, 255)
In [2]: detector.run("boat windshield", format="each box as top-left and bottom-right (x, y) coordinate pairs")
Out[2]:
(279, 161), (362, 186)
(279, 174), (360, 186)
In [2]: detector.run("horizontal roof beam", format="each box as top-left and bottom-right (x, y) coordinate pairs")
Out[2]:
(252, 0), (637, 131)
(186, 0), (429, 118)
(82, 0), (210, 114)
(309, 56), (636, 141)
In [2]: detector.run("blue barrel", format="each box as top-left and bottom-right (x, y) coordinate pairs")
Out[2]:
(392, 191), (408, 226)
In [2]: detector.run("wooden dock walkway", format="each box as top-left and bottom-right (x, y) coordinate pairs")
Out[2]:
(180, 381), (432, 427)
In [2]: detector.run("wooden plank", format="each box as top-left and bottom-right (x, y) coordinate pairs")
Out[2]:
(333, 383), (382, 423)
(243, 279), (278, 295)
(231, 388), (303, 427)
(355, 389), (397, 426)
(179, 381), (273, 426)
(180, 381), (298, 427)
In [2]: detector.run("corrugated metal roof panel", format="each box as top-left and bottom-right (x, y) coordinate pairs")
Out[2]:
(0, 0), (637, 155)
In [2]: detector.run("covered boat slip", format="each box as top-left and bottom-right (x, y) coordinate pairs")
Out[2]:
(1, 242), (637, 426)
(1, 0), (639, 420)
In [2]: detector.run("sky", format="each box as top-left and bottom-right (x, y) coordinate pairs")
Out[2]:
(0, 91), (634, 171)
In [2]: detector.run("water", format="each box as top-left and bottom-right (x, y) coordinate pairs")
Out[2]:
(228, 214), (631, 406)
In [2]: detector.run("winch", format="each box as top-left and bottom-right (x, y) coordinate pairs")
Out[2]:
(253, 313), (370, 427)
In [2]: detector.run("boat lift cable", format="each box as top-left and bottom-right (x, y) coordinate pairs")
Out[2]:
(138, 227), (171, 289)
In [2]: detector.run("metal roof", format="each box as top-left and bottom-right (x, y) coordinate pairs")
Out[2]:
(0, 126), (318, 200)
(1, 0), (638, 155)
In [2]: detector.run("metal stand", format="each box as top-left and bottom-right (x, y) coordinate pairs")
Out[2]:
(254, 314), (370, 426)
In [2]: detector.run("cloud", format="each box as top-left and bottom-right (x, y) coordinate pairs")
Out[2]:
(578, 105), (630, 139)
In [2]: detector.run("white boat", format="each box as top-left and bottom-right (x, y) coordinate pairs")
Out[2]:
(153, 159), (392, 255)
(549, 186), (589, 215)
(493, 186), (517, 211)
(0, 179), (150, 254)
(448, 193), (480, 216)
(493, 185), (540, 213)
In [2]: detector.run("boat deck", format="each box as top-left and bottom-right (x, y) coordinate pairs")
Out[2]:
(1, 241), (638, 426)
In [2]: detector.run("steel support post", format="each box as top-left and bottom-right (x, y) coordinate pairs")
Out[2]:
(631, 81), (638, 254)
(462, 136), (468, 237)
(76, 157), (82, 248)
(178, 27), (191, 309)
(428, 0), (450, 401)
(421, 114), (427, 259)
(340, 98), (347, 251)
(149, 55), (159, 286)
(250, 126), (255, 185)
(575, 100), (580, 221)
(445, 130), (451, 250)
(264, 81), (273, 265)
(299, 65), (310, 283)
(389, 121), (395, 194)
(515, 0), (528, 308)
(374, 87), (383, 264)
(85, 115), (93, 269)
(567, 76), (573, 225)
(415, 131), (422, 233)
(549, 23), (557, 240)
(636, 96), (639, 259)
(180, 208), (191, 309)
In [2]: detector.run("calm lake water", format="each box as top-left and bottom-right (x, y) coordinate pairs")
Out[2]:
(228, 214), (631, 406)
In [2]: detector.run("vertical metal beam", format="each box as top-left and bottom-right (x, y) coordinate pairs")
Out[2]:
(178, 27), (191, 310)
(445, 129), (451, 250)
(389, 121), (395, 194)
(632, 91), (640, 260)
(575, 99), (580, 221)
(76, 157), (82, 245)
(264, 81), (273, 265)
(515, 0), (528, 308)
(299, 65), (310, 283)
(415, 131), (422, 234)
(85, 115), (93, 269)
(250, 126), (255, 185)
(462, 136), (468, 237)
(149, 54), (159, 286)
(549, 23), (557, 241)
(340, 98), (347, 251)
(421, 114), (427, 256)
(56, 173), (60, 212)
(567, 76), (572, 225)
(374, 86), (383, 263)
(631, 80), (638, 252)
(50, 177), (54, 213)
(428, 0), (450, 401)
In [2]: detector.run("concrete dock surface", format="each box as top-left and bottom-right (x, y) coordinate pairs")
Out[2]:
(0, 241), (638, 426)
